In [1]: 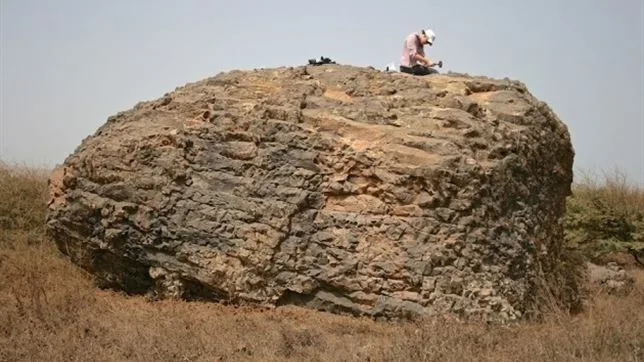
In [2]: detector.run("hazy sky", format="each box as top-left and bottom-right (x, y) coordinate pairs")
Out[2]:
(2, 0), (643, 184)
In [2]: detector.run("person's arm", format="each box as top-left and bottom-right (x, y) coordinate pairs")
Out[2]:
(413, 53), (432, 65)
(404, 34), (431, 66)
(406, 36), (432, 65)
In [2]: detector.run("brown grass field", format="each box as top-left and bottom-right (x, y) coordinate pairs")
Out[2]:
(1, 163), (642, 362)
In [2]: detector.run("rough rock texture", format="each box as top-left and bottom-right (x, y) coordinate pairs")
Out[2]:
(587, 262), (634, 296)
(46, 65), (575, 322)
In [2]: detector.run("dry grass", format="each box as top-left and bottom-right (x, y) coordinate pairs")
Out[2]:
(572, 169), (644, 216)
(0, 163), (49, 235)
(566, 168), (644, 265)
(1, 162), (643, 362)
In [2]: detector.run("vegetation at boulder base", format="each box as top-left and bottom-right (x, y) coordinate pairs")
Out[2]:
(1, 162), (642, 362)
(565, 169), (644, 266)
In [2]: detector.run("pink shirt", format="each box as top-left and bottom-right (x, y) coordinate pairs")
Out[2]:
(400, 32), (425, 67)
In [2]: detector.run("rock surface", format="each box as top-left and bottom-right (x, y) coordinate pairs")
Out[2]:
(46, 65), (575, 322)
(587, 262), (634, 296)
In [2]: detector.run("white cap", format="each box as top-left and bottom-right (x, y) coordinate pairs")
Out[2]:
(424, 28), (436, 45)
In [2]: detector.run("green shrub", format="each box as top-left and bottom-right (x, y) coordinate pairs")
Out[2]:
(564, 169), (644, 262)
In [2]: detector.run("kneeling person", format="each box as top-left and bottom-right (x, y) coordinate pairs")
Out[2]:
(400, 28), (439, 75)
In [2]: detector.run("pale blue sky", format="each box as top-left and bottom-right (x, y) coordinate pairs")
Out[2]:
(1, 0), (643, 184)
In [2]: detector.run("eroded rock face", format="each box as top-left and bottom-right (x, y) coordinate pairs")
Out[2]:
(46, 65), (574, 321)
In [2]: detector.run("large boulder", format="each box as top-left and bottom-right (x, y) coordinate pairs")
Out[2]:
(46, 65), (575, 321)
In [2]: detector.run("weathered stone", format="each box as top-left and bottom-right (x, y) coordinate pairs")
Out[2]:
(587, 262), (635, 296)
(46, 65), (575, 322)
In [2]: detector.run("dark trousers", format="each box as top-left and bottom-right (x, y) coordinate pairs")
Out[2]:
(400, 65), (438, 76)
